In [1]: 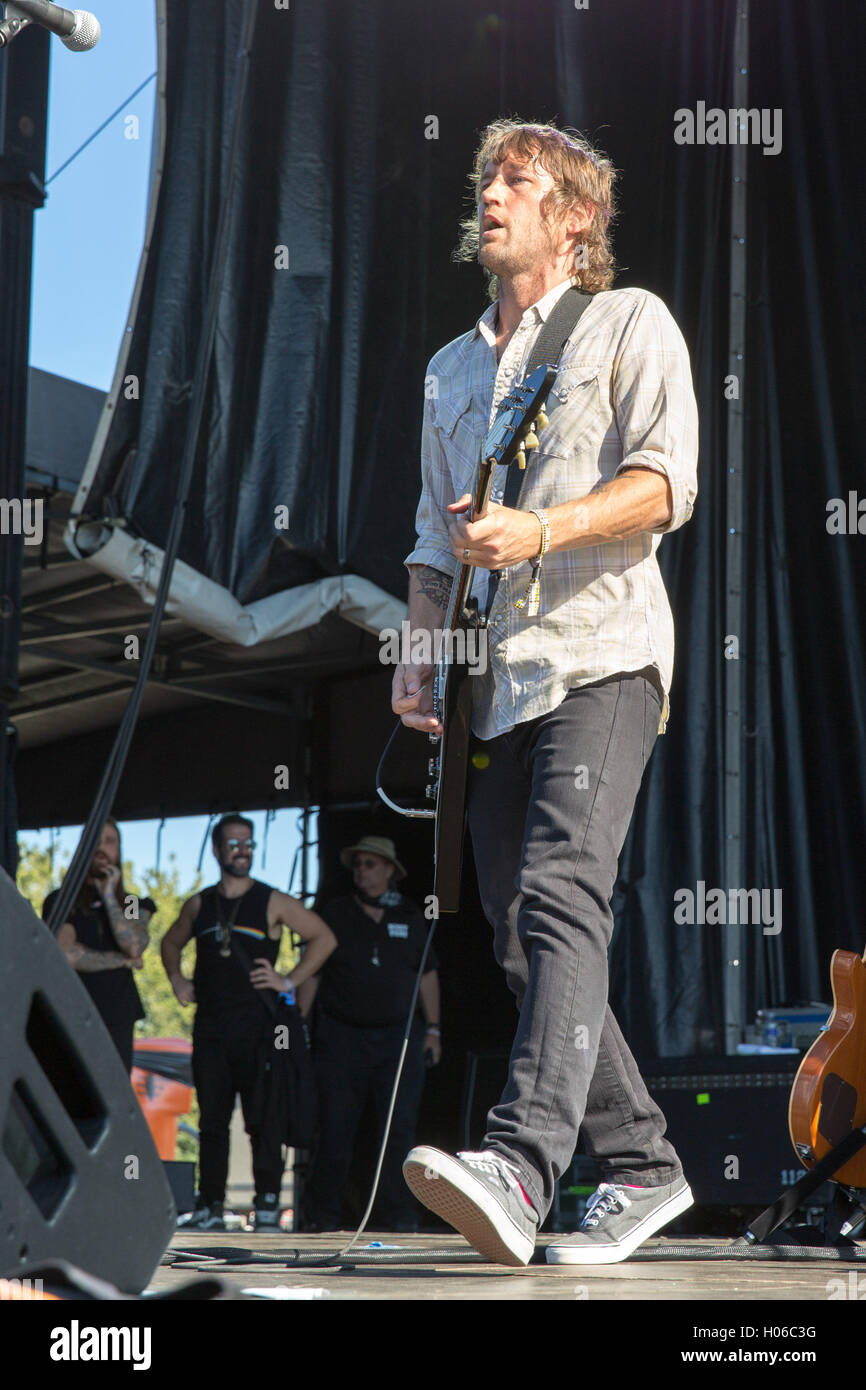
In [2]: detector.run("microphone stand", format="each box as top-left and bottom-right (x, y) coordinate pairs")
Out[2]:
(0, 8), (34, 46)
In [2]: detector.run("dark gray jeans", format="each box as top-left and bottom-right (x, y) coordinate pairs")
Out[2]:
(467, 670), (683, 1220)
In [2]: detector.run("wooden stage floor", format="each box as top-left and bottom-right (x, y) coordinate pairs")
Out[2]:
(150, 1229), (866, 1302)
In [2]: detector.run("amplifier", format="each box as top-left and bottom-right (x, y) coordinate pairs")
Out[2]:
(461, 1051), (818, 1211)
(641, 1055), (805, 1205)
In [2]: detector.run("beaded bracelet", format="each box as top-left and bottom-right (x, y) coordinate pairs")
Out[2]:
(515, 509), (551, 617)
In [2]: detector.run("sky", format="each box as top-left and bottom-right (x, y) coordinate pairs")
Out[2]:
(30, 0), (157, 390)
(24, 2), (312, 895)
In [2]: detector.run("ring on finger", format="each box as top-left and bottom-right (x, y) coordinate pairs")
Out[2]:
(463, 547), (470, 561)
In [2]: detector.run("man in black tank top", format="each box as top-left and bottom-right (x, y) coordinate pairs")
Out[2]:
(161, 813), (336, 1230)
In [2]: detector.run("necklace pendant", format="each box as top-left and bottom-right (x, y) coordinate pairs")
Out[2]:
(371, 947), (380, 967)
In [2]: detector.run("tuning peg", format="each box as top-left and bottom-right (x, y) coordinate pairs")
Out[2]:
(535, 408), (549, 430)
(516, 448), (527, 470)
(524, 430), (539, 451)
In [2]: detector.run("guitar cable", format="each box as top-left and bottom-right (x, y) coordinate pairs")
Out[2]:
(331, 905), (439, 1262)
(170, 722), (457, 1272)
(170, 894), (444, 1271)
(327, 717), (441, 1260)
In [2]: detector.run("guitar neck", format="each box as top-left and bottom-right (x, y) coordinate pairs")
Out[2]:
(445, 455), (497, 631)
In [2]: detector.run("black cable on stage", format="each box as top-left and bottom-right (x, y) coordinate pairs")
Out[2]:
(627, 1243), (866, 1262)
(47, 0), (261, 936)
(161, 1239), (866, 1273)
(166, 1245), (484, 1269)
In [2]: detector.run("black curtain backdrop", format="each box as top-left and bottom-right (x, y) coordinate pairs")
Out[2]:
(77, 0), (866, 1055)
(742, 2), (866, 1028)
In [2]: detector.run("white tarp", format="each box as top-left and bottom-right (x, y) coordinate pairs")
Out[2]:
(66, 521), (406, 646)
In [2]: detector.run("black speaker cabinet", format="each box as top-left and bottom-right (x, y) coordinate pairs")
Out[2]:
(0, 868), (176, 1292)
(642, 1055), (806, 1205)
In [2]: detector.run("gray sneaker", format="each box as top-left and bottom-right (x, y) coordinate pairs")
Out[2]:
(177, 1201), (225, 1232)
(253, 1193), (281, 1231)
(403, 1146), (538, 1267)
(546, 1178), (693, 1264)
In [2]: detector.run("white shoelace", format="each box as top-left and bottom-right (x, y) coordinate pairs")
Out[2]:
(457, 1150), (522, 1192)
(581, 1182), (633, 1229)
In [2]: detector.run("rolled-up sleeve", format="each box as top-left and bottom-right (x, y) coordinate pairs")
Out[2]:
(404, 373), (460, 577)
(611, 293), (699, 535)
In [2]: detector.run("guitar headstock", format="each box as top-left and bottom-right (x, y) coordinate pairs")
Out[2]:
(481, 364), (556, 471)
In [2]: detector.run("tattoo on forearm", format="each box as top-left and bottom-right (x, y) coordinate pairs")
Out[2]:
(66, 944), (131, 972)
(103, 893), (150, 956)
(416, 566), (452, 611)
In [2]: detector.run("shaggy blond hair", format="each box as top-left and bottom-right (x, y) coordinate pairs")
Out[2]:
(454, 119), (618, 298)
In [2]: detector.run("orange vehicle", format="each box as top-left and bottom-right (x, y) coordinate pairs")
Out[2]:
(131, 1037), (194, 1160)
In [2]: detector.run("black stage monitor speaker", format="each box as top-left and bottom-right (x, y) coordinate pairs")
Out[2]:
(0, 869), (176, 1293)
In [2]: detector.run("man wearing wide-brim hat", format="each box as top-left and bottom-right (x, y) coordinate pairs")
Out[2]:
(338, 834), (408, 882)
(298, 834), (441, 1231)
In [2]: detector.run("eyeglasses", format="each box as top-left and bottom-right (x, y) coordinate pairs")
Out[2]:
(226, 838), (255, 850)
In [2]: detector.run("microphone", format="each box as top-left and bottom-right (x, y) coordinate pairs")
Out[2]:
(4, 1), (100, 50)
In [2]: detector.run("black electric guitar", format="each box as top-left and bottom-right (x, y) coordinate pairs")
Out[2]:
(429, 365), (555, 913)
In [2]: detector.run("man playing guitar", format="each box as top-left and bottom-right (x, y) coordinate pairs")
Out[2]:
(392, 119), (699, 1265)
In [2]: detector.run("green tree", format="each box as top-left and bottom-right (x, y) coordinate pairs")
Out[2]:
(126, 857), (200, 1042)
(16, 839), (64, 914)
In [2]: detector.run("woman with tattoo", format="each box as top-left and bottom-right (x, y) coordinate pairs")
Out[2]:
(42, 818), (155, 1071)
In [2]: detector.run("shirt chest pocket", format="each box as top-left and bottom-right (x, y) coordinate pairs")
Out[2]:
(434, 392), (480, 491)
(536, 362), (605, 460)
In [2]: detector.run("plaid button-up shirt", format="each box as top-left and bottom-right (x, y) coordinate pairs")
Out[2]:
(405, 279), (699, 740)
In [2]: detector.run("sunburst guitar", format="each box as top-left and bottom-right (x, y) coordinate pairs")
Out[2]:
(788, 945), (866, 1188)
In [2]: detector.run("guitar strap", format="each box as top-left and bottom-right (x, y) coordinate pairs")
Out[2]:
(485, 285), (593, 615)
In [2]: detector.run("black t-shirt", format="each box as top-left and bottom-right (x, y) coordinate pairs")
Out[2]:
(316, 895), (438, 1028)
(191, 879), (278, 1035)
(43, 888), (153, 1036)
